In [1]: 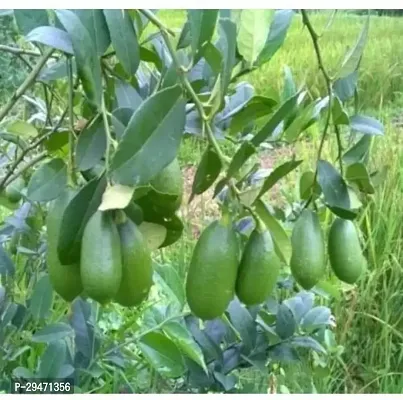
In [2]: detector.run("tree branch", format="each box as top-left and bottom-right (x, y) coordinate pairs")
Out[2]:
(0, 44), (44, 57)
(0, 47), (54, 123)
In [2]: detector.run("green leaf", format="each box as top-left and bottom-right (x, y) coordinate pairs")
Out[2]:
(227, 142), (256, 180)
(227, 299), (257, 354)
(337, 15), (369, 79)
(138, 222), (167, 251)
(57, 175), (107, 264)
(163, 321), (207, 372)
(333, 71), (358, 102)
(14, 9), (49, 36)
(7, 120), (38, 137)
(111, 85), (186, 186)
(257, 10), (294, 65)
(202, 42), (223, 77)
(301, 306), (333, 332)
(177, 20), (191, 49)
(39, 59), (77, 82)
(32, 322), (74, 343)
(290, 336), (326, 354)
(345, 162), (375, 194)
(38, 340), (67, 378)
(98, 184), (135, 211)
(255, 199), (291, 264)
(191, 146), (222, 199)
(332, 96), (350, 125)
(26, 26), (73, 54)
(217, 18), (237, 96)
(56, 364), (75, 379)
(276, 303), (296, 339)
(115, 80), (143, 110)
(76, 117), (106, 171)
(0, 244), (15, 276)
(104, 10), (139, 76)
(317, 160), (350, 210)
(350, 115), (384, 136)
(29, 275), (53, 321)
(56, 9), (102, 108)
(154, 262), (185, 307)
(299, 170), (321, 201)
(343, 135), (371, 166)
(12, 367), (34, 379)
(73, 10), (110, 56)
(229, 95), (277, 135)
(44, 130), (69, 153)
(257, 159), (302, 199)
(237, 10), (272, 66)
(111, 107), (134, 140)
(139, 332), (185, 378)
(282, 66), (297, 101)
(188, 10), (218, 63)
(27, 158), (67, 202)
(251, 91), (299, 146)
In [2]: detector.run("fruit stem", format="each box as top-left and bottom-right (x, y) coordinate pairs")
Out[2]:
(101, 96), (117, 185)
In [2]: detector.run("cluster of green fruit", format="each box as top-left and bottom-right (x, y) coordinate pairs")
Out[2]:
(185, 208), (366, 321)
(46, 159), (183, 306)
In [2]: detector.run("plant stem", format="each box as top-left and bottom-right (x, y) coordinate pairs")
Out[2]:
(101, 97), (116, 184)
(334, 124), (344, 174)
(4, 152), (47, 186)
(0, 47), (54, 123)
(0, 44), (47, 57)
(67, 57), (77, 186)
(0, 108), (68, 191)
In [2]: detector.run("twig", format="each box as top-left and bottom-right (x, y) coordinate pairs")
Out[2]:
(0, 107), (68, 190)
(67, 56), (77, 185)
(4, 151), (47, 187)
(0, 44), (45, 57)
(334, 124), (344, 174)
(0, 47), (54, 123)
(139, 9), (176, 37)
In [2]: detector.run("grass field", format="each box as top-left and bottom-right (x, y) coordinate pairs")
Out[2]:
(1, 9), (402, 394)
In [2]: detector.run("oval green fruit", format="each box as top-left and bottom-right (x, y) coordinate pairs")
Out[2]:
(47, 188), (83, 301)
(290, 209), (325, 290)
(115, 219), (153, 307)
(148, 158), (183, 213)
(5, 177), (25, 203)
(81, 210), (122, 305)
(186, 218), (239, 320)
(328, 218), (366, 284)
(236, 227), (281, 305)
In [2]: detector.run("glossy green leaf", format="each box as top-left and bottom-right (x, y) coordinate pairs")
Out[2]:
(29, 275), (53, 321)
(217, 18), (237, 96)
(138, 222), (167, 251)
(301, 306), (333, 332)
(343, 135), (372, 165)
(257, 159), (302, 199)
(188, 10), (218, 63)
(111, 107), (134, 140)
(317, 160), (350, 210)
(154, 262), (185, 307)
(27, 158), (67, 202)
(73, 10), (110, 56)
(56, 10), (102, 108)
(26, 26), (73, 54)
(7, 120), (38, 137)
(255, 199), (291, 264)
(337, 15), (369, 79)
(332, 96), (350, 125)
(202, 42), (223, 77)
(38, 340), (67, 378)
(14, 9), (49, 35)
(350, 115), (384, 136)
(227, 299), (257, 354)
(290, 336), (326, 354)
(12, 367), (34, 379)
(229, 95), (277, 135)
(282, 65), (297, 101)
(32, 322), (74, 343)
(333, 70), (358, 102)
(163, 321), (207, 372)
(237, 10), (271, 66)
(191, 146), (222, 199)
(104, 10), (139, 76)
(227, 142), (256, 179)
(299, 170), (321, 201)
(257, 10), (294, 65)
(276, 303), (296, 339)
(0, 244), (15, 276)
(139, 332), (185, 378)
(76, 117), (106, 171)
(57, 175), (107, 264)
(252, 91), (299, 146)
(345, 162), (375, 194)
(111, 85), (186, 186)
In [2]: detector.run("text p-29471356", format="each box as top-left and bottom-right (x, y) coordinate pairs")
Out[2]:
(11, 378), (74, 394)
